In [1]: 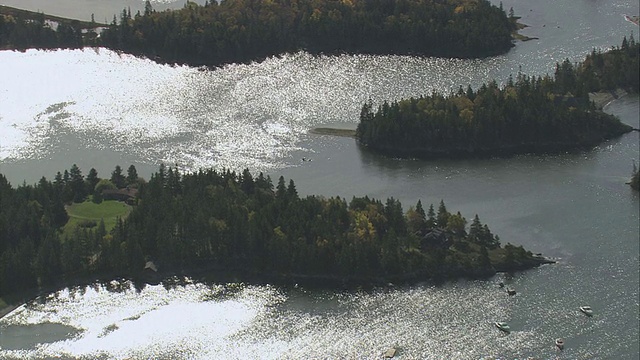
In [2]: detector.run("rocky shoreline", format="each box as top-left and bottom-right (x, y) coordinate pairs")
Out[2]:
(589, 88), (629, 109)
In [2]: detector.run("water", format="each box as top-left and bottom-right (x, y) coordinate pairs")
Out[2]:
(0, 0), (639, 358)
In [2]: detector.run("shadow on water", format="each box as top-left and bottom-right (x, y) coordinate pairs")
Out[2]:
(0, 323), (82, 351)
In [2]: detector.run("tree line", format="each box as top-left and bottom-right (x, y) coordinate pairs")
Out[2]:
(356, 36), (638, 158)
(1, 0), (518, 65)
(100, 0), (517, 66)
(0, 5), (99, 50)
(0, 164), (545, 296)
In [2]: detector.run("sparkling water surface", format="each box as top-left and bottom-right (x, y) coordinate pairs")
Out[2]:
(0, 0), (638, 358)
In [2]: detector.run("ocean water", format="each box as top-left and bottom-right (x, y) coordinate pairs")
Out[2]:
(0, 0), (638, 358)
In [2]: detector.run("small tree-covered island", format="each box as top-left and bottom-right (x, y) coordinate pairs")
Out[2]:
(357, 37), (639, 158)
(0, 165), (553, 304)
(1, 0), (520, 66)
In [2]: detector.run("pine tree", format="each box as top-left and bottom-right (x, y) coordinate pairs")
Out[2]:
(126, 165), (138, 186)
(437, 200), (449, 228)
(111, 165), (126, 188)
(69, 164), (86, 203)
(469, 214), (482, 241)
(426, 204), (436, 229)
(276, 176), (287, 198)
(86, 168), (99, 194)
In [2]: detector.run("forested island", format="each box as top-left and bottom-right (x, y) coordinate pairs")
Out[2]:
(1, 0), (519, 66)
(0, 164), (552, 306)
(357, 37), (639, 158)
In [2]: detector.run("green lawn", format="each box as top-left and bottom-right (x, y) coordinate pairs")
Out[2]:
(62, 200), (131, 238)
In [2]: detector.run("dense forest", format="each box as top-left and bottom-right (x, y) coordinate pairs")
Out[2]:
(0, 165), (549, 296)
(357, 36), (639, 158)
(99, 0), (517, 65)
(1, 0), (518, 65)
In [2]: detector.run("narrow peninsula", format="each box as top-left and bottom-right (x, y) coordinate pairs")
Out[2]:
(0, 165), (552, 313)
(357, 37), (639, 158)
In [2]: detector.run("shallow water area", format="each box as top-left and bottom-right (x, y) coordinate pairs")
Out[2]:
(0, 281), (286, 359)
(0, 322), (82, 351)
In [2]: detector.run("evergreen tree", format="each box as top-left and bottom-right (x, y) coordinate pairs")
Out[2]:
(69, 164), (86, 203)
(469, 214), (482, 241)
(111, 165), (126, 188)
(126, 165), (138, 186)
(286, 179), (298, 200)
(276, 176), (287, 198)
(407, 200), (427, 235)
(51, 195), (69, 228)
(144, 1), (153, 17)
(86, 168), (99, 195)
(437, 200), (449, 228)
(426, 204), (436, 229)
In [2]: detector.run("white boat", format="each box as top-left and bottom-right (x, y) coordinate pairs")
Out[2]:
(624, 14), (640, 26)
(495, 321), (510, 333)
(555, 338), (565, 350)
(383, 347), (397, 358)
(579, 305), (593, 316)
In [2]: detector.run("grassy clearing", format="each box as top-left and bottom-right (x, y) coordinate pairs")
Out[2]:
(62, 200), (131, 238)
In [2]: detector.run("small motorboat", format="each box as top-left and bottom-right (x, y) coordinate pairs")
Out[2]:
(555, 338), (565, 350)
(383, 347), (397, 358)
(495, 321), (511, 333)
(506, 287), (516, 296)
(624, 14), (640, 26)
(579, 305), (593, 316)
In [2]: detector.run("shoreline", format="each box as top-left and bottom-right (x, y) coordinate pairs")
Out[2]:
(589, 88), (629, 109)
(513, 20), (539, 42)
(0, 303), (20, 320)
(0, 254), (555, 319)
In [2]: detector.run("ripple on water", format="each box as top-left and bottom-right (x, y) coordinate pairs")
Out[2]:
(0, 281), (287, 359)
(0, 48), (501, 173)
(0, 271), (637, 359)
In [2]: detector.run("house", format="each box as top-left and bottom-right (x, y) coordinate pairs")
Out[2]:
(102, 187), (138, 205)
(140, 261), (160, 285)
(420, 228), (452, 250)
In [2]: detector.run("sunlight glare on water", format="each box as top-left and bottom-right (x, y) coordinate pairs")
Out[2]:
(1, 281), (288, 359)
(0, 48), (499, 173)
(2, 277), (600, 359)
(0, 1), (637, 358)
